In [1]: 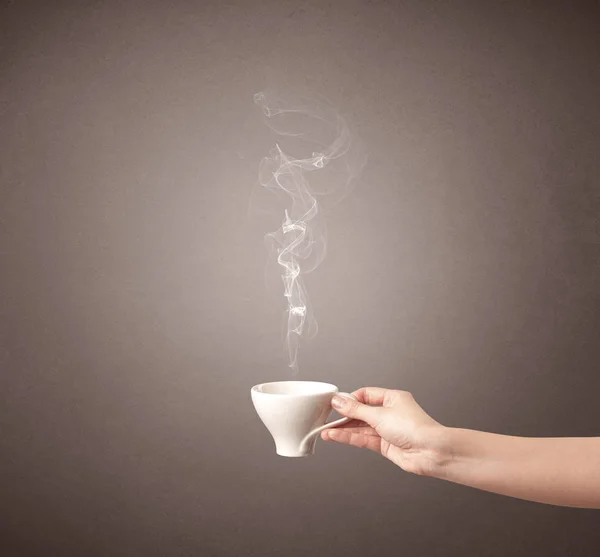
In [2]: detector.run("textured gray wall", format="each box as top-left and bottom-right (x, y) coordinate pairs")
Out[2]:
(1, 1), (599, 556)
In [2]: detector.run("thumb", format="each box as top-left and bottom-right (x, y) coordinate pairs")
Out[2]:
(331, 394), (382, 427)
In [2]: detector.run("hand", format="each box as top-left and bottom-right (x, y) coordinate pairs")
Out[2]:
(322, 388), (445, 476)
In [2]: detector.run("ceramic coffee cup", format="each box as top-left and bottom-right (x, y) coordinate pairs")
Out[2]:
(251, 381), (356, 457)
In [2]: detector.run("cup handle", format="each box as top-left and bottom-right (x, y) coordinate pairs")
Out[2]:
(300, 392), (357, 448)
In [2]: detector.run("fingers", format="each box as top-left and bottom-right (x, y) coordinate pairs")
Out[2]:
(332, 392), (386, 427)
(351, 387), (390, 406)
(322, 428), (382, 453)
(322, 426), (378, 438)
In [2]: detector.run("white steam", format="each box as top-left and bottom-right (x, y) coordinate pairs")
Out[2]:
(253, 90), (366, 374)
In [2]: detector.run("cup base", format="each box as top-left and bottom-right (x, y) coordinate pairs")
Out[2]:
(276, 449), (314, 458)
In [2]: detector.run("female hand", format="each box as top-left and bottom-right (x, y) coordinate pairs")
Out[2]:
(325, 387), (600, 508)
(322, 387), (445, 476)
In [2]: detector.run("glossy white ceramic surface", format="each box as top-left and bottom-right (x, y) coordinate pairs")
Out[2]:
(251, 381), (355, 457)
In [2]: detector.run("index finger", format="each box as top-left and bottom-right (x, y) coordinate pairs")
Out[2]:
(351, 387), (390, 406)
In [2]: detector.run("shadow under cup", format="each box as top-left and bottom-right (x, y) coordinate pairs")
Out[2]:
(251, 381), (350, 457)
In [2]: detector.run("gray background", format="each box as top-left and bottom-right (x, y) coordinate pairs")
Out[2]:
(1, 1), (599, 555)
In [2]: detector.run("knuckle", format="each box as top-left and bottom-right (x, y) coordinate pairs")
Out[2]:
(387, 390), (414, 406)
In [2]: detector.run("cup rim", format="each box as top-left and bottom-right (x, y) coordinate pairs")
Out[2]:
(251, 380), (339, 397)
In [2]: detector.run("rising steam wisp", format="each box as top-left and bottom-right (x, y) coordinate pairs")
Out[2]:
(253, 90), (365, 374)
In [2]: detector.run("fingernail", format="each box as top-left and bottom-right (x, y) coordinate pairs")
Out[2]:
(331, 395), (346, 409)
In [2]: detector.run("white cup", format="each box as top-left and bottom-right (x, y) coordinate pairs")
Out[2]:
(251, 380), (356, 457)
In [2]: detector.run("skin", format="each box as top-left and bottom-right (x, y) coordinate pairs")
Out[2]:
(322, 388), (600, 509)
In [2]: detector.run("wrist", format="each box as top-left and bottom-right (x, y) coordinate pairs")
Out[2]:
(423, 426), (489, 481)
(415, 424), (456, 478)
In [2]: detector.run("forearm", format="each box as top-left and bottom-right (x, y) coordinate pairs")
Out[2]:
(429, 427), (600, 508)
